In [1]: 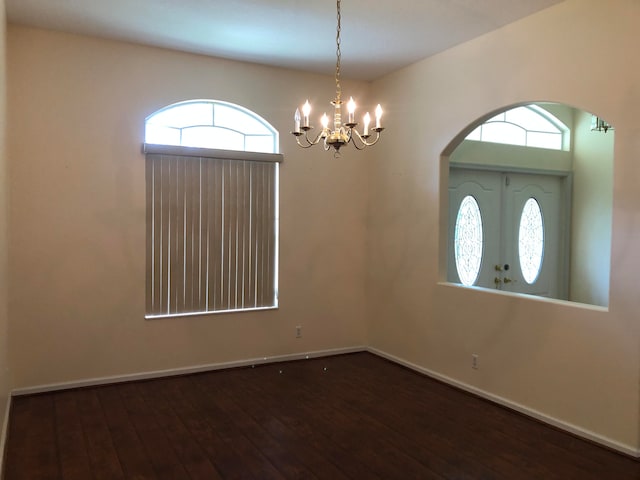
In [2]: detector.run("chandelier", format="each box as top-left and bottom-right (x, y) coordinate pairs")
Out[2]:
(292, 0), (384, 153)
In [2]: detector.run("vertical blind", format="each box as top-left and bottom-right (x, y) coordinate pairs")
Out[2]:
(146, 152), (278, 317)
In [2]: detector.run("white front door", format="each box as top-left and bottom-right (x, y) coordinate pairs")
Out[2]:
(448, 167), (569, 299)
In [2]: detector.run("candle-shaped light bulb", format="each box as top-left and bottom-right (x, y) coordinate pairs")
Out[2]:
(302, 100), (311, 128)
(363, 112), (371, 136)
(321, 113), (329, 129)
(375, 104), (383, 129)
(347, 97), (356, 124)
(294, 108), (301, 133)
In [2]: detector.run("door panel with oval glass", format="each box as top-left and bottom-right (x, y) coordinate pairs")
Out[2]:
(448, 167), (568, 299)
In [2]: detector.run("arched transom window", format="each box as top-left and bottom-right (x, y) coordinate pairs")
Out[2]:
(466, 105), (568, 151)
(145, 99), (278, 154)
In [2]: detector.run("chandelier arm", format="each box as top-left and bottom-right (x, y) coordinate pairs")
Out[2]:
(349, 128), (384, 148)
(349, 136), (367, 150)
(294, 129), (328, 148)
(294, 137), (316, 149)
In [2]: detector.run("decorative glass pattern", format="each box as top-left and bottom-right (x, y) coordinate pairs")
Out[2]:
(454, 196), (483, 286)
(518, 198), (544, 284)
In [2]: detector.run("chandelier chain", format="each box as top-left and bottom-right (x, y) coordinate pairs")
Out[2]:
(335, 0), (341, 102)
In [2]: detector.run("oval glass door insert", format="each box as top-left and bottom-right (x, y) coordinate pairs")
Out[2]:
(454, 195), (483, 286)
(518, 197), (544, 284)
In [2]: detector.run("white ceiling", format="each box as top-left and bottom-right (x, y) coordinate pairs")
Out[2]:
(6, 0), (563, 81)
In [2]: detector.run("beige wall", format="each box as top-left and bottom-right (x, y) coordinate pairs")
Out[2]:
(7, 27), (370, 388)
(0, 0), (9, 440)
(367, 0), (640, 452)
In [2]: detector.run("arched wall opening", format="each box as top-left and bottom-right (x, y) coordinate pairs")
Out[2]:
(440, 102), (614, 307)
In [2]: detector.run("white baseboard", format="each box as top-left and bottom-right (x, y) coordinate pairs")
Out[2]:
(0, 396), (11, 480)
(367, 346), (640, 458)
(11, 346), (367, 397)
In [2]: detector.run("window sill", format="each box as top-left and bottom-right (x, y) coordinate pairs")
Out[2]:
(145, 305), (279, 320)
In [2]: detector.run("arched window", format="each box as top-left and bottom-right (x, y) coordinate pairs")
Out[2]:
(145, 99), (278, 153)
(144, 100), (282, 319)
(465, 105), (568, 150)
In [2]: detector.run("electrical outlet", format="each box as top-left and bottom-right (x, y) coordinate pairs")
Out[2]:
(296, 326), (302, 338)
(472, 354), (479, 370)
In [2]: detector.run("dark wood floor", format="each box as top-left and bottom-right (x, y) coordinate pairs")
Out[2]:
(4, 352), (640, 479)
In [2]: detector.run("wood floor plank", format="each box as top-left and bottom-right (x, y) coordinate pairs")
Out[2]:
(215, 370), (353, 480)
(5, 395), (60, 480)
(339, 355), (593, 478)
(333, 355), (555, 479)
(225, 364), (387, 479)
(183, 374), (286, 480)
(232, 364), (445, 480)
(190, 374), (318, 479)
(5, 352), (640, 479)
(161, 373), (274, 480)
(95, 385), (157, 479)
(117, 382), (193, 479)
(134, 378), (224, 480)
(73, 388), (126, 480)
(277, 360), (500, 479)
(53, 391), (93, 480)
